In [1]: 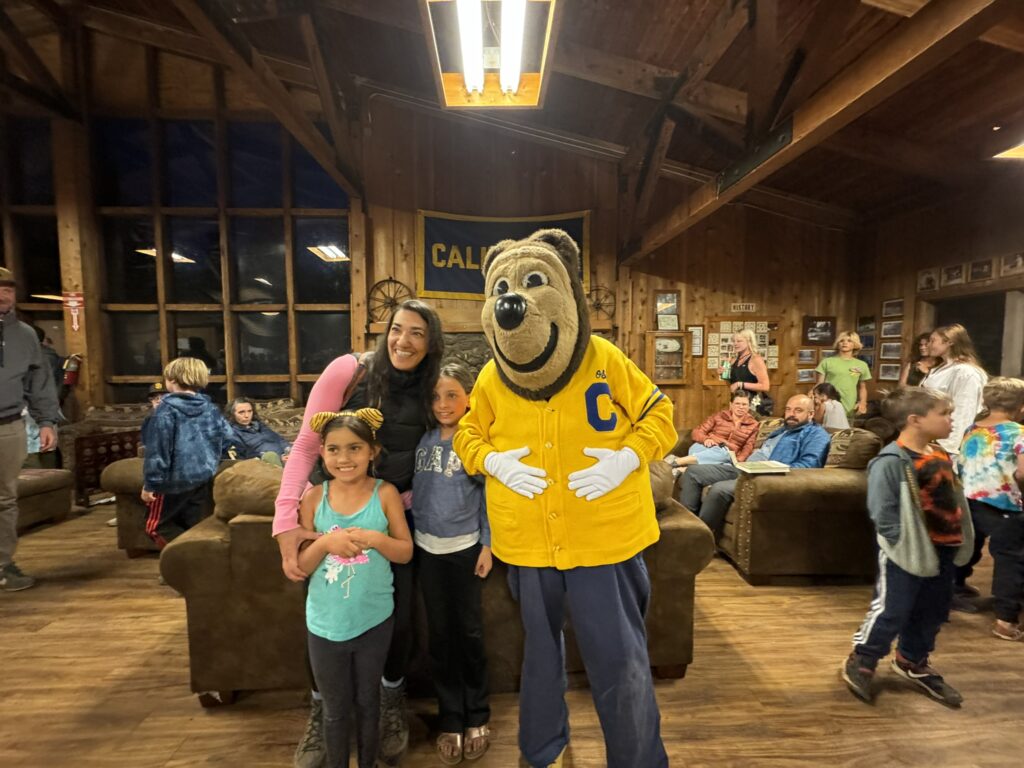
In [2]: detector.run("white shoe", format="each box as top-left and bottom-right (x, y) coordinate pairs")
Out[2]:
(106, 517), (118, 527)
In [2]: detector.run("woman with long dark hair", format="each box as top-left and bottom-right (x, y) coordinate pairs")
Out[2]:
(274, 299), (444, 768)
(899, 332), (939, 387)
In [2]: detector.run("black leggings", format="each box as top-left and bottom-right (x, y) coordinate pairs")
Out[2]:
(306, 560), (415, 691)
(308, 617), (394, 768)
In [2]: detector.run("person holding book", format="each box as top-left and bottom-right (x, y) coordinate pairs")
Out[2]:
(678, 394), (830, 539)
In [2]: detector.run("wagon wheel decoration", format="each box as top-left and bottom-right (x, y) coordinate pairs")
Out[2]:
(587, 285), (616, 321)
(368, 278), (414, 323)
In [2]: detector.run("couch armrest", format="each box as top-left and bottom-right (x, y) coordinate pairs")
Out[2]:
(654, 499), (715, 575)
(737, 467), (865, 511)
(160, 516), (231, 595)
(100, 457), (144, 494)
(228, 514), (294, 591)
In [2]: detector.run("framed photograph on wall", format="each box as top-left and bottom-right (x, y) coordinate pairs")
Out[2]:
(859, 333), (876, 350)
(1000, 252), (1024, 277)
(645, 331), (690, 386)
(796, 369), (817, 384)
(797, 349), (817, 364)
(857, 316), (876, 334)
(801, 316), (836, 346)
(655, 290), (679, 317)
(880, 342), (902, 360)
(881, 298), (904, 318)
(940, 264), (965, 287)
(880, 320), (903, 338)
(821, 349), (837, 359)
(968, 258), (994, 283)
(686, 325), (704, 357)
(657, 314), (680, 330)
(859, 353), (875, 369)
(916, 268), (938, 293)
(878, 363), (901, 381)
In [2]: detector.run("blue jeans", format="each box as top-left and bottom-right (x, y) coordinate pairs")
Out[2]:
(687, 443), (731, 465)
(508, 556), (667, 768)
(852, 546), (956, 665)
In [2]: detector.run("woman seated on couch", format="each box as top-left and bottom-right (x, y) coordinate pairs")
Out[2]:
(673, 390), (760, 470)
(811, 382), (850, 430)
(223, 397), (291, 465)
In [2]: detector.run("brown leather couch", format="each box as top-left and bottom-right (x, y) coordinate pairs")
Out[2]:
(153, 459), (714, 704)
(672, 420), (885, 584)
(16, 468), (73, 532)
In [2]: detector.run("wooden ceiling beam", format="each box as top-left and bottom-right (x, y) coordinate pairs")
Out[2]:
(0, 4), (75, 117)
(630, 116), (677, 243)
(320, 0), (423, 35)
(552, 40), (747, 124)
(171, 0), (362, 197)
(23, 0), (69, 31)
(772, 0), (862, 129)
(862, 0), (1024, 54)
(623, 0), (1015, 265)
(675, 0), (750, 102)
(0, 67), (78, 119)
(747, 0), (778, 141)
(824, 125), (981, 185)
(79, 7), (317, 90)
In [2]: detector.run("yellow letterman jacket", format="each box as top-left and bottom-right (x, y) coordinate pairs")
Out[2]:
(454, 335), (676, 569)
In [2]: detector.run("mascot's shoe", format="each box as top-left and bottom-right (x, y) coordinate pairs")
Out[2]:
(293, 699), (326, 768)
(519, 746), (565, 768)
(378, 682), (409, 764)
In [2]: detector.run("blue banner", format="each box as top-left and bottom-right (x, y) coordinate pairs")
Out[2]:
(416, 210), (590, 300)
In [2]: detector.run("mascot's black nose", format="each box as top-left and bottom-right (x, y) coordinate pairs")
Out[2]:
(495, 294), (527, 330)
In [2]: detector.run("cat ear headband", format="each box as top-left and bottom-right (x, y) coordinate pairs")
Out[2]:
(308, 408), (384, 438)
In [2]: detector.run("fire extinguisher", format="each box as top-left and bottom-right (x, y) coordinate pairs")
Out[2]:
(63, 354), (83, 388)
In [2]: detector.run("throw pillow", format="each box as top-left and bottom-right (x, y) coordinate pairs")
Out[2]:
(825, 428), (884, 469)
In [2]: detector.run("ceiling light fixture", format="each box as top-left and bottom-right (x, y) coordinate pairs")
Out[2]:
(994, 141), (1024, 160)
(456, 0), (485, 93)
(306, 245), (349, 262)
(254, 277), (273, 286)
(992, 125), (1002, 131)
(135, 248), (196, 264)
(500, 0), (527, 94)
(30, 294), (64, 302)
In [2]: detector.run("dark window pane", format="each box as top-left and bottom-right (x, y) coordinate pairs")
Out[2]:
(230, 217), (285, 303)
(298, 313), (350, 373)
(8, 118), (54, 204)
(237, 382), (291, 400)
(293, 217), (350, 302)
(292, 136), (348, 209)
(171, 312), (224, 374)
(13, 215), (61, 297)
(229, 122), (281, 208)
(236, 312), (288, 374)
(109, 384), (152, 404)
(163, 120), (216, 207)
(109, 313), (161, 375)
(167, 217), (222, 303)
(93, 118), (152, 206)
(102, 217), (157, 303)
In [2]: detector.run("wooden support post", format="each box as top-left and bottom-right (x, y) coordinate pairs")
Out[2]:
(624, 0), (1015, 265)
(213, 67), (238, 403)
(348, 196), (368, 354)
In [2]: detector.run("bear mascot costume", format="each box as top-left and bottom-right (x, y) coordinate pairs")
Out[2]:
(454, 229), (676, 768)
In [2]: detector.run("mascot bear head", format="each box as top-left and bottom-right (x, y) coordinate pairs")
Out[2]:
(480, 228), (591, 401)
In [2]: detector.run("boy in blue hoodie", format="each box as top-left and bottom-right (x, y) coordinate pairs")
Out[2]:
(141, 357), (232, 548)
(843, 387), (975, 707)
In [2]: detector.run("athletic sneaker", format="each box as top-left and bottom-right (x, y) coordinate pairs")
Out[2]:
(293, 698), (325, 768)
(841, 652), (876, 703)
(379, 681), (409, 764)
(0, 563), (36, 592)
(891, 652), (962, 707)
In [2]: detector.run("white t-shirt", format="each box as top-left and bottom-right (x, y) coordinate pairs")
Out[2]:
(820, 400), (850, 430)
(920, 361), (988, 455)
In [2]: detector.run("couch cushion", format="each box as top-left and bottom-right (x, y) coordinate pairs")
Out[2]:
(825, 428), (884, 469)
(754, 418), (784, 447)
(648, 461), (675, 513)
(214, 459), (282, 520)
(18, 468), (73, 495)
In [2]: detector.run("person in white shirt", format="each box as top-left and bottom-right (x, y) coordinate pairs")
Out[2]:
(812, 382), (850, 430)
(920, 323), (988, 457)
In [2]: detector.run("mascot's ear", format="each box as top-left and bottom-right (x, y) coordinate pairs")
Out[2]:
(482, 239), (516, 279)
(532, 229), (580, 277)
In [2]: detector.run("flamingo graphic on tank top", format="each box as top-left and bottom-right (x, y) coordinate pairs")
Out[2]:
(322, 524), (370, 598)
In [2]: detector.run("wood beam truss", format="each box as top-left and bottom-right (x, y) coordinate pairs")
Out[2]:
(623, 0), (1015, 265)
(0, 4), (77, 118)
(862, 0), (1024, 54)
(171, 0), (362, 197)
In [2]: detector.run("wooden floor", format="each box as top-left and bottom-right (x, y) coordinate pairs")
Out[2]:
(3, 510), (1023, 767)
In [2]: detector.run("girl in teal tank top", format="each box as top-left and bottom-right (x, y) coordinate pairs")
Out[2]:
(297, 408), (412, 768)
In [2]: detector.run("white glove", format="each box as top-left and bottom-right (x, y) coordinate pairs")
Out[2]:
(568, 447), (640, 501)
(484, 447), (548, 499)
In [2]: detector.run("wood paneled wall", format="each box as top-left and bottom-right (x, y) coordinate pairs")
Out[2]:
(856, 169), (1024, 392)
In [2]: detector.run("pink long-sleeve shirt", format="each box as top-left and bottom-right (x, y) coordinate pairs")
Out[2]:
(272, 354), (359, 536)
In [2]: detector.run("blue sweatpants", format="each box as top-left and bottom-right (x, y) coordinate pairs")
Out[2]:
(852, 545), (956, 665)
(508, 554), (667, 768)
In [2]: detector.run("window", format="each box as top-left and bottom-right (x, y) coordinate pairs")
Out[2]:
(93, 118), (152, 206)
(236, 312), (289, 374)
(109, 313), (161, 376)
(167, 217), (222, 303)
(102, 217), (157, 303)
(171, 312), (224, 374)
(13, 216), (61, 297)
(163, 120), (217, 207)
(229, 122), (282, 208)
(298, 313), (351, 373)
(294, 217), (350, 302)
(7, 118), (54, 205)
(230, 217), (285, 303)
(292, 136), (348, 209)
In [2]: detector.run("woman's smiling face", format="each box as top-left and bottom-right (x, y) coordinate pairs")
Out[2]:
(387, 309), (429, 371)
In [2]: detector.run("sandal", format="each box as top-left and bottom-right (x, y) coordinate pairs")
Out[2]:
(463, 725), (491, 761)
(992, 620), (1024, 641)
(437, 732), (463, 765)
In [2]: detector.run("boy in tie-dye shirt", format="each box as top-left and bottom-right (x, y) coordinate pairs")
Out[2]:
(957, 377), (1024, 641)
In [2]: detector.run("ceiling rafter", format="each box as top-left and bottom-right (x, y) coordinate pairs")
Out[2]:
(171, 0), (362, 197)
(747, 0), (778, 142)
(0, 4), (77, 119)
(622, 0), (1016, 266)
(862, 0), (1024, 54)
